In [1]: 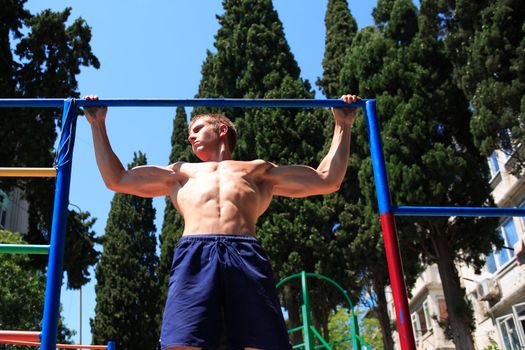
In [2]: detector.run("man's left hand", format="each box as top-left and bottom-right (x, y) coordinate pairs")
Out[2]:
(332, 94), (361, 127)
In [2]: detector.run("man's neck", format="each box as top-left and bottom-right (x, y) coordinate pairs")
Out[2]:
(207, 145), (232, 162)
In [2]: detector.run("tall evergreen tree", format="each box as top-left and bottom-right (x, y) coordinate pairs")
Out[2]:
(158, 107), (195, 306)
(315, 1), (391, 346)
(317, 0), (357, 99)
(63, 209), (100, 289)
(445, 0), (525, 174)
(319, 2), (422, 348)
(192, 0), (361, 341)
(339, 0), (499, 348)
(0, 2), (100, 288)
(91, 152), (160, 350)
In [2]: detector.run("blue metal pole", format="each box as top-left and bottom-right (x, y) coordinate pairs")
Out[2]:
(0, 98), (368, 109)
(0, 99), (65, 108)
(394, 206), (525, 217)
(40, 98), (78, 350)
(365, 100), (392, 215)
(107, 341), (116, 350)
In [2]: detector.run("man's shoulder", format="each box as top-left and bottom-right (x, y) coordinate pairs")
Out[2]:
(247, 159), (273, 166)
(241, 160), (277, 178)
(219, 159), (275, 175)
(167, 161), (186, 170)
(244, 159), (276, 170)
(167, 161), (200, 175)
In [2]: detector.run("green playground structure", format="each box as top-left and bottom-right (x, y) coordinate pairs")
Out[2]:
(277, 271), (373, 350)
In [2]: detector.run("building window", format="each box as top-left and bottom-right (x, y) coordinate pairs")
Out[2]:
(512, 303), (525, 347)
(422, 300), (432, 331)
(411, 314), (420, 342)
(437, 298), (448, 321)
(487, 219), (519, 273)
(412, 300), (432, 341)
(488, 151), (500, 178)
(497, 314), (523, 350)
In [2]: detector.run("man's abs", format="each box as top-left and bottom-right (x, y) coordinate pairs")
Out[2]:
(170, 161), (273, 236)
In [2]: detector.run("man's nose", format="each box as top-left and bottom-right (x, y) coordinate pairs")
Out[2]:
(188, 135), (196, 144)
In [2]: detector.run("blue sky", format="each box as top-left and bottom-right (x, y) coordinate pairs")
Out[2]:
(22, 0), (383, 345)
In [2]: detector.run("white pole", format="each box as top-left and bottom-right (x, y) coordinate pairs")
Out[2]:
(79, 286), (83, 346)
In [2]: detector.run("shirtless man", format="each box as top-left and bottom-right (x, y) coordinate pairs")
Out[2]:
(83, 94), (360, 350)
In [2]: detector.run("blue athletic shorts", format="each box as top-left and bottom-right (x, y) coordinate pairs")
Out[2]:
(160, 234), (292, 350)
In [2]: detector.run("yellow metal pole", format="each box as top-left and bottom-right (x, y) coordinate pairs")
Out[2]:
(0, 167), (56, 177)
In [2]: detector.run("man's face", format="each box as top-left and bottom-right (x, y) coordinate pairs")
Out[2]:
(188, 117), (221, 161)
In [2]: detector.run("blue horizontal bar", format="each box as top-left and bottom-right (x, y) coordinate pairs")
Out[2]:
(0, 99), (65, 108)
(394, 206), (525, 217)
(0, 98), (369, 109)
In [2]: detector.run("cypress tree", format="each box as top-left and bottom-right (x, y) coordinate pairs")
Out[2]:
(63, 209), (100, 289)
(445, 0), (525, 174)
(91, 152), (160, 349)
(0, 3), (100, 288)
(193, 0), (359, 341)
(319, 2), (421, 348)
(340, 0), (499, 348)
(315, 1), (387, 346)
(316, 0), (357, 99)
(158, 106), (195, 306)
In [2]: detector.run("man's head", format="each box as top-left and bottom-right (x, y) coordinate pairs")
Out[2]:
(188, 114), (237, 160)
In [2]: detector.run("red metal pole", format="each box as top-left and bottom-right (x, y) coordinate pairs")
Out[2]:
(380, 213), (416, 349)
(0, 330), (40, 342)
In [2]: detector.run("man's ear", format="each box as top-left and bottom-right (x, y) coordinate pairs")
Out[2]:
(219, 123), (229, 138)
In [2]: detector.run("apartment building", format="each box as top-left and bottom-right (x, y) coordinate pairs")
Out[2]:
(388, 147), (525, 349)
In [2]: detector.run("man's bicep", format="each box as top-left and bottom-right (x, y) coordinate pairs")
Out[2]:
(115, 164), (182, 197)
(265, 164), (328, 197)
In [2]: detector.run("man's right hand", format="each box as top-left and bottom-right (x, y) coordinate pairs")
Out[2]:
(83, 95), (108, 125)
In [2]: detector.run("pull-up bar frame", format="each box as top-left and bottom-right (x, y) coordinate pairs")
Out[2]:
(0, 167), (56, 177)
(1, 97), (524, 350)
(0, 98), (366, 108)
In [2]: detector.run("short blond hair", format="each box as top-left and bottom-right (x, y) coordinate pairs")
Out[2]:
(189, 114), (237, 151)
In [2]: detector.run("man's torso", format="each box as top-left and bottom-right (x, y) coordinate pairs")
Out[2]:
(169, 160), (274, 236)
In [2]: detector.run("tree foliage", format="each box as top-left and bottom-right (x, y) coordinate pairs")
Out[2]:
(0, 229), (45, 332)
(317, 0), (357, 98)
(0, 1), (100, 288)
(91, 152), (160, 350)
(318, 1), (420, 348)
(64, 210), (100, 289)
(333, 0), (500, 348)
(0, 229), (73, 345)
(445, 0), (525, 174)
(328, 306), (383, 349)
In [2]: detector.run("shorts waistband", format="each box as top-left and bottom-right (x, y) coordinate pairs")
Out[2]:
(179, 234), (258, 243)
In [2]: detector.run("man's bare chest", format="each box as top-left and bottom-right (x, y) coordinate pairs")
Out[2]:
(176, 165), (261, 203)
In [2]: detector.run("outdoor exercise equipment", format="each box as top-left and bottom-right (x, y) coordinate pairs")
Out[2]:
(0, 97), (523, 350)
(276, 271), (372, 349)
(0, 330), (115, 349)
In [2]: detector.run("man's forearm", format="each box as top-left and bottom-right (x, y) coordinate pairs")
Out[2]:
(90, 122), (126, 189)
(317, 121), (352, 189)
